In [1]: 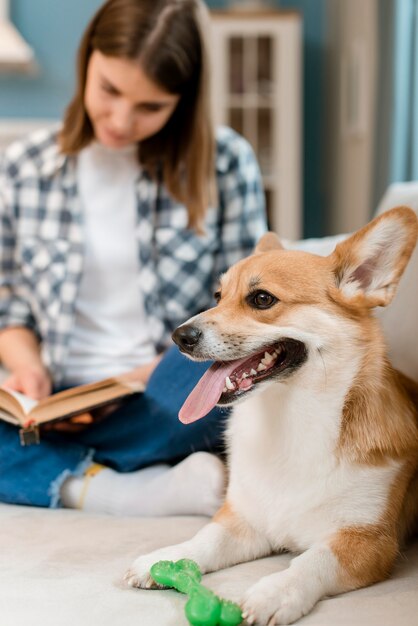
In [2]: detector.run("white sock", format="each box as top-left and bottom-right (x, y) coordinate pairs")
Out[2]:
(60, 452), (226, 517)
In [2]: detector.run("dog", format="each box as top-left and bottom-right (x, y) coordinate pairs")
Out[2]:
(125, 207), (418, 625)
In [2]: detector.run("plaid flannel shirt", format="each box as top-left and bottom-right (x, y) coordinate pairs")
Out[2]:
(0, 126), (267, 385)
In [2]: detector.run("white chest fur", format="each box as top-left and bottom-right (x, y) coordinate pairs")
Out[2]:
(225, 382), (399, 553)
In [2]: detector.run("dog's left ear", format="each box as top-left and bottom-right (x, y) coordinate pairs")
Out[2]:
(329, 206), (418, 309)
(254, 232), (284, 254)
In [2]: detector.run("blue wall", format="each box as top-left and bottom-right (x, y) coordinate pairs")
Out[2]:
(1, 1), (103, 119)
(0, 0), (325, 237)
(390, 0), (418, 183)
(281, 0), (326, 236)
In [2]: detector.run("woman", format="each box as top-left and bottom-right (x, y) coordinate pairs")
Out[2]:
(0, 0), (267, 515)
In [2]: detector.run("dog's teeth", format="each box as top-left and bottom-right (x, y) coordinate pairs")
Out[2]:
(250, 368), (257, 376)
(223, 386), (228, 393)
(242, 372), (249, 379)
(239, 377), (253, 390)
(257, 363), (267, 372)
(225, 376), (235, 390)
(263, 351), (274, 364)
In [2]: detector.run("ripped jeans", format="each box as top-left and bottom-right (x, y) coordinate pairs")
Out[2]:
(0, 346), (228, 508)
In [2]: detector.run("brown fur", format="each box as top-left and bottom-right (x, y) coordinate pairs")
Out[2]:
(329, 210), (418, 587)
(330, 525), (399, 589)
(331, 454), (418, 589)
(399, 468), (418, 541)
(337, 324), (418, 465)
(213, 501), (258, 542)
(330, 206), (418, 310)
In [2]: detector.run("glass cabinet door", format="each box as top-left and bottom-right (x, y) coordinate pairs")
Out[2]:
(226, 33), (276, 225)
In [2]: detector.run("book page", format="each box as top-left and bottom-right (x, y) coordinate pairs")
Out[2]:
(34, 376), (144, 411)
(0, 387), (38, 423)
(0, 376), (144, 427)
(6, 389), (38, 414)
(30, 382), (140, 424)
(0, 409), (22, 426)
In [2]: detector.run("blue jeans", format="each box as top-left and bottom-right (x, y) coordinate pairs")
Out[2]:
(0, 347), (228, 508)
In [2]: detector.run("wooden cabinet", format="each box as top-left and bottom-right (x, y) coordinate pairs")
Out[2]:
(210, 9), (302, 239)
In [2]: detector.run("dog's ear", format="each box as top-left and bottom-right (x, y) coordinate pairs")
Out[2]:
(254, 232), (284, 254)
(329, 206), (418, 309)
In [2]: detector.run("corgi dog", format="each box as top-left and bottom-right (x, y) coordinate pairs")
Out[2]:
(125, 207), (418, 625)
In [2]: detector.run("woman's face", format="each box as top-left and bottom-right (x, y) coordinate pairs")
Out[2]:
(84, 50), (181, 149)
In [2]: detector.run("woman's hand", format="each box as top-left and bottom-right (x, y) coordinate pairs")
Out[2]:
(0, 328), (52, 399)
(2, 364), (52, 400)
(42, 411), (96, 434)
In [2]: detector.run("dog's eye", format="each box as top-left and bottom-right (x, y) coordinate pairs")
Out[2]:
(214, 290), (221, 303)
(248, 290), (278, 309)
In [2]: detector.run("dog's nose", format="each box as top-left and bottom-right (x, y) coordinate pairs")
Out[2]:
(172, 324), (202, 353)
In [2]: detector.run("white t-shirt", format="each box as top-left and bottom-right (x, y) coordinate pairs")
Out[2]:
(63, 141), (156, 385)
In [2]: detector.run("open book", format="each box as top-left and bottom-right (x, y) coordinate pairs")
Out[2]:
(0, 374), (144, 445)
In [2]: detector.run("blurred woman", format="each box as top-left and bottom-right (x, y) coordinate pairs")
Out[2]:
(0, 0), (266, 516)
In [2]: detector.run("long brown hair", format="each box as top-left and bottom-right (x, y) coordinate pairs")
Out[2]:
(60, 0), (215, 230)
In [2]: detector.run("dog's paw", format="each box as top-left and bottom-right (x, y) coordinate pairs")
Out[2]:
(124, 554), (164, 590)
(241, 575), (315, 625)
(124, 544), (193, 590)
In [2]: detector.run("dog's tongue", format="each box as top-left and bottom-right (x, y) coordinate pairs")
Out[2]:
(179, 357), (248, 424)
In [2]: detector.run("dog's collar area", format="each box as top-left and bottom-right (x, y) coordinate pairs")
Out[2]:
(218, 338), (307, 404)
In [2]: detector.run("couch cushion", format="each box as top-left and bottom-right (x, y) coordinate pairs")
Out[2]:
(1, 184), (418, 626)
(0, 503), (417, 626)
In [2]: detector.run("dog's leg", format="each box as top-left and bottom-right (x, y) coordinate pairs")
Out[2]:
(241, 527), (398, 625)
(125, 501), (271, 588)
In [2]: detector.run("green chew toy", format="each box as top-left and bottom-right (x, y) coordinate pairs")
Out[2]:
(150, 559), (243, 626)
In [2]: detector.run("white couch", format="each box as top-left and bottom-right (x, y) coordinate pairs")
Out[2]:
(1, 183), (418, 626)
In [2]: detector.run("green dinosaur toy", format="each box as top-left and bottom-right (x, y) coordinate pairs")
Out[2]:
(150, 559), (243, 626)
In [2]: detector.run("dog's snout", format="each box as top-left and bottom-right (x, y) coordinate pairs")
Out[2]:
(172, 324), (202, 353)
